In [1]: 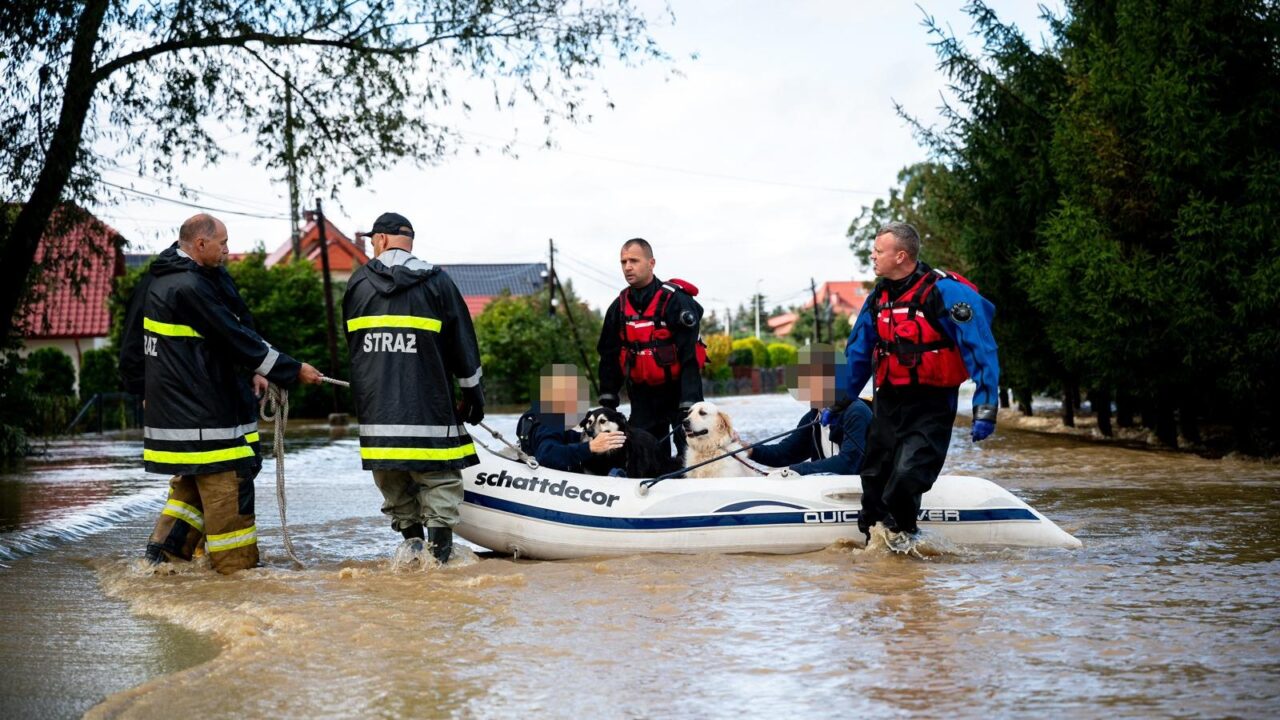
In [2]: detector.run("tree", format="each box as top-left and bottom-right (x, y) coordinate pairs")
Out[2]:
(847, 162), (965, 271)
(1, 0), (670, 339)
(901, 2), (1068, 413)
(1027, 0), (1280, 448)
(225, 251), (339, 416)
(473, 283), (602, 405)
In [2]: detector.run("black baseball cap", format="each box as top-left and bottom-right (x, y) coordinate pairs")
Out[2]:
(358, 212), (414, 238)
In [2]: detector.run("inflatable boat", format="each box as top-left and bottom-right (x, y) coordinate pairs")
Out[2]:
(456, 443), (1082, 560)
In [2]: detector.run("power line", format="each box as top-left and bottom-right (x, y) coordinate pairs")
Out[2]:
(102, 164), (285, 213)
(97, 179), (290, 220)
(449, 126), (884, 196)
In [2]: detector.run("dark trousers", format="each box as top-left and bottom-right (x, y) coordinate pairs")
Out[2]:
(859, 385), (957, 535)
(627, 381), (686, 458)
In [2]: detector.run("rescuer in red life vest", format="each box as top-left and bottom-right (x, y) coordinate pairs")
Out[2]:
(845, 222), (1000, 555)
(597, 238), (706, 457)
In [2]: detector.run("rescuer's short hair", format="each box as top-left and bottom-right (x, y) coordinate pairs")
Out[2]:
(621, 238), (653, 258)
(876, 221), (921, 260)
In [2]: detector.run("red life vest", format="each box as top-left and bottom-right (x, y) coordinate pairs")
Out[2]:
(618, 279), (708, 386)
(871, 269), (974, 389)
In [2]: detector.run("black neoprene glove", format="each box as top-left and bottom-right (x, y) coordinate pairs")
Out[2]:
(457, 385), (485, 425)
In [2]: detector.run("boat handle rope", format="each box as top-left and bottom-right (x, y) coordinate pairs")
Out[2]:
(477, 420), (540, 469)
(639, 419), (822, 492)
(259, 375), (350, 569)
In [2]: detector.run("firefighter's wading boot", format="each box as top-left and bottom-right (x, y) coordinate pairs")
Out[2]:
(428, 527), (453, 564)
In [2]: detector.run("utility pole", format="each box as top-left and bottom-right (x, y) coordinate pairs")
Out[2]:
(284, 72), (301, 261)
(547, 238), (556, 316)
(315, 198), (341, 416)
(811, 278), (822, 345)
(754, 278), (762, 339)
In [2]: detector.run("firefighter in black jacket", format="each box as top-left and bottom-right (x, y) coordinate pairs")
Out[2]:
(121, 214), (322, 574)
(343, 213), (484, 565)
(597, 238), (705, 456)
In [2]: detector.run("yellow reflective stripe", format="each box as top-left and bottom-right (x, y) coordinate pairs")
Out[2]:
(359, 444), (477, 461)
(206, 525), (257, 552)
(161, 499), (204, 531)
(143, 317), (203, 338)
(346, 315), (442, 333)
(244, 432), (260, 443)
(144, 445), (255, 465)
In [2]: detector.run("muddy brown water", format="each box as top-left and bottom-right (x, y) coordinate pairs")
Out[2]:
(1, 394), (1277, 718)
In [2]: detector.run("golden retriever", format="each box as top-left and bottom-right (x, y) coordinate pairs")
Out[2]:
(681, 401), (763, 479)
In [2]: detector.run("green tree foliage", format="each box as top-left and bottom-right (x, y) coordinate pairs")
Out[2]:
(78, 347), (118, 401)
(473, 282), (602, 405)
(902, 3), (1069, 407)
(0, 0), (671, 341)
(886, 1), (1280, 451)
(0, 336), (32, 457)
(225, 252), (341, 417)
(24, 347), (75, 396)
(788, 309), (852, 348)
(1026, 0), (1280, 449)
(848, 162), (965, 271)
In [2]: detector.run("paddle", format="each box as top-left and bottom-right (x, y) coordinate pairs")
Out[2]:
(639, 418), (821, 491)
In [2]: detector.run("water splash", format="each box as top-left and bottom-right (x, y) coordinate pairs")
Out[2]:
(0, 488), (164, 563)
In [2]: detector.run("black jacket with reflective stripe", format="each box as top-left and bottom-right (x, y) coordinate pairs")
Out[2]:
(135, 246), (301, 476)
(343, 250), (483, 472)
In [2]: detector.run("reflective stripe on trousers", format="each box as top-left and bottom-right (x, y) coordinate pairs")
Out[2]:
(206, 525), (257, 553)
(161, 494), (205, 532)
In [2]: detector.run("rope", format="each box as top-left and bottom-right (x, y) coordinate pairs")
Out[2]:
(260, 383), (303, 569)
(478, 420), (539, 469)
(257, 374), (350, 569)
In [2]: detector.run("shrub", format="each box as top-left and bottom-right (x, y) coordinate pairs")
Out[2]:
(730, 337), (768, 367)
(767, 343), (798, 368)
(78, 347), (119, 401)
(25, 347), (75, 396)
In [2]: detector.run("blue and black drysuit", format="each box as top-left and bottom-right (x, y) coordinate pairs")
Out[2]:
(845, 262), (1000, 536)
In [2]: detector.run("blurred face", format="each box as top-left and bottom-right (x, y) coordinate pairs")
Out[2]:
(792, 370), (837, 409)
(191, 220), (230, 267)
(787, 345), (844, 409)
(538, 365), (589, 427)
(870, 232), (912, 280)
(620, 244), (655, 288)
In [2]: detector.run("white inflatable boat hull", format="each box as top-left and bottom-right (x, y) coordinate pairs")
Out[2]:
(457, 444), (1082, 560)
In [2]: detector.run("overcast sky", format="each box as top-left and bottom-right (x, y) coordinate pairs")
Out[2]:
(92, 0), (1060, 316)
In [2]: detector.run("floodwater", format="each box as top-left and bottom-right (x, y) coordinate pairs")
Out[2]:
(1, 393), (1277, 718)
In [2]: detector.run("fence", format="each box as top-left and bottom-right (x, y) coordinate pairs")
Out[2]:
(702, 367), (786, 398)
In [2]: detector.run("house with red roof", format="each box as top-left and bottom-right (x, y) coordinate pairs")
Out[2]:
(16, 207), (126, 390)
(265, 210), (370, 282)
(807, 281), (870, 316)
(261, 215), (548, 316)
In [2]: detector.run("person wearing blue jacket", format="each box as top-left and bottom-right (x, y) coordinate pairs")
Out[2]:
(747, 346), (872, 475)
(845, 222), (1000, 553)
(516, 364), (626, 472)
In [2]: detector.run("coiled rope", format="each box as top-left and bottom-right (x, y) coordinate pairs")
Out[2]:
(260, 375), (350, 569)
